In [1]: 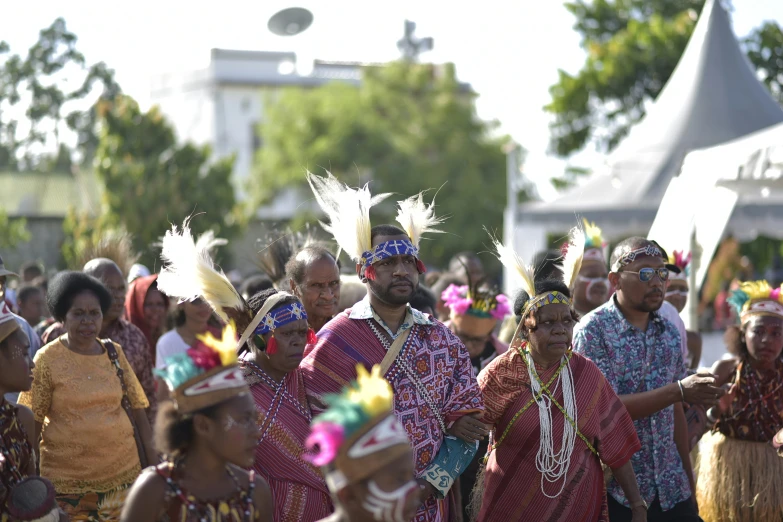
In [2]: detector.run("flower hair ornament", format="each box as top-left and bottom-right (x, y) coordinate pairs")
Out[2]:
(667, 250), (692, 282)
(306, 172), (444, 281)
(727, 280), (783, 326)
(154, 322), (249, 415)
(304, 365), (410, 493)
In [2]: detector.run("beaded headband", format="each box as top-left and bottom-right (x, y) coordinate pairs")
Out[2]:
(523, 291), (571, 317)
(360, 239), (419, 268)
(254, 302), (308, 335)
(611, 244), (663, 272)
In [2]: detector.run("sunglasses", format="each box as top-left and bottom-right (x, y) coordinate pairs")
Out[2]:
(621, 268), (670, 282)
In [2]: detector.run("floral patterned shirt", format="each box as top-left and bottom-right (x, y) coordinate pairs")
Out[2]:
(573, 297), (690, 510)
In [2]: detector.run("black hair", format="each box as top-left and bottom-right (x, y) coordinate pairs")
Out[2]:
(410, 285), (436, 314)
(31, 275), (48, 293)
(609, 237), (657, 270)
(17, 284), (43, 304)
(448, 251), (482, 272)
(239, 274), (274, 300)
(47, 271), (113, 322)
(532, 250), (563, 280)
(154, 400), (222, 456)
(370, 225), (406, 242)
(513, 277), (577, 330)
(20, 262), (44, 280)
(430, 273), (464, 302)
(285, 246), (338, 286)
(245, 288), (302, 354)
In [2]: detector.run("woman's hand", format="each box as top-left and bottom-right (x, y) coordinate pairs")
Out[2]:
(447, 413), (489, 443)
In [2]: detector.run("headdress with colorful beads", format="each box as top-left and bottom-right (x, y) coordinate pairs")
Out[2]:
(304, 365), (409, 492)
(306, 171), (443, 281)
(727, 280), (783, 326)
(154, 322), (249, 414)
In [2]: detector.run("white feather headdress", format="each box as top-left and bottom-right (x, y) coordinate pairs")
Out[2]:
(395, 192), (445, 249)
(487, 228), (536, 299)
(157, 219), (249, 327)
(561, 226), (585, 293)
(307, 171), (391, 262)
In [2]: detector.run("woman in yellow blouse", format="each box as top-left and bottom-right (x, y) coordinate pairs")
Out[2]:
(19, 271), (156, 521)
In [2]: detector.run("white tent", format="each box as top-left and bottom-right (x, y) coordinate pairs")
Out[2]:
(505, 0), (783, 295)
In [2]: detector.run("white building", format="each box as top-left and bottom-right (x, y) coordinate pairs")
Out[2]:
(149, 48), (366, 217)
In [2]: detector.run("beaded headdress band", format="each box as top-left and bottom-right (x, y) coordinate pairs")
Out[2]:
(254, 301), (308, 335)
(306, 172), (443, 279)
(610, 244), (663, 272)
(305, 365), (410, 492)
(727, 281), (783, 326)
(155, 323), (249, 415)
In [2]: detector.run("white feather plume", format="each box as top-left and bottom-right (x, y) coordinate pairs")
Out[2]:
(307, 171), (391, 262)
(195, 230), (228, 254)
(157, 219), (245, 323)
(561, 225), (585, 292)
(395, 192), (445, 249)
(486, 228), (536, 298)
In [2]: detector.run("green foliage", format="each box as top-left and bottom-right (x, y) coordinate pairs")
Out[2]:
(94, 95), (244, 267)
(0, 210), (30, 249)
(253, 61), (518, 269)
(551, 165), (592, 191)
(546, 0), (783, 159)
(0, 18), (120, 172)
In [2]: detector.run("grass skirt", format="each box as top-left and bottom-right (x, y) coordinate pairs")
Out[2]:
(696, 431), (783, 522)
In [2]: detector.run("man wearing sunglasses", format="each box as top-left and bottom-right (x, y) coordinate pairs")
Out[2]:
(574, 237), (723, 522)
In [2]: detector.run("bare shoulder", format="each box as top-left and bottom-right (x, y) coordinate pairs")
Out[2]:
(15, 403), (36, 435)
(121, 468), (168, 522)
(711, 357), (737, 385)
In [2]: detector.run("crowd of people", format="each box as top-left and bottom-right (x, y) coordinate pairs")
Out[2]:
(0, 171), (782, 522)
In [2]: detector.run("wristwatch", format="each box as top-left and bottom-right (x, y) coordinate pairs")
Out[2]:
(630, 499), (648, 511)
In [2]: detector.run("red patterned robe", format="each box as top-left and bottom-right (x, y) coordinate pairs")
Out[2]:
(477, 349), (640, 522)
(301, 300), (484, 522)
(241, 359), (333, 522)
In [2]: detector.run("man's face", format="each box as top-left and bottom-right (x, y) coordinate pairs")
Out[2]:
(295, 257), (341, 323)
(610, 253), (667, 313)
(362, 234), (420, 306)
(573, 261), (609, 313)
(19, 289), (45, 325)
(665, 278), (689, 314)
(99, 268), (127, 324)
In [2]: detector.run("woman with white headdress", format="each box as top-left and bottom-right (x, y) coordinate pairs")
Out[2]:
(470, 229), (646, 522)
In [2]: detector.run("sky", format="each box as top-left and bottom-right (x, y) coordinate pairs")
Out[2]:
(2, 0), (783, 200)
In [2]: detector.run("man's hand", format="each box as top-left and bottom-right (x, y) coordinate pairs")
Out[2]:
(679, 372), (724, 407)
(447, 413), (489, 443)
(416, 479), (436, 505)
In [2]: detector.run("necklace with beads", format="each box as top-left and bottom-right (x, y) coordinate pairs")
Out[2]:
(244, 361), (311, 422)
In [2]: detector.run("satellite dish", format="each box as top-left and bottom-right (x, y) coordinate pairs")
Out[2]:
(268, 7), (314, 36)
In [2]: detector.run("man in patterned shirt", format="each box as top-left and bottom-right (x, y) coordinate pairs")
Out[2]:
(42, 259), (157, 424)
(574, 237), (723, 522)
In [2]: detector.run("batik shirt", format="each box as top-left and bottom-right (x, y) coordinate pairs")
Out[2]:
(573, 297), (690, 510)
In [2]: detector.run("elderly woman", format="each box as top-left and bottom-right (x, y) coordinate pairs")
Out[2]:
(696, 281), (783, 522)
(472, 236), (645, 522)
(19, 271), (155, 521)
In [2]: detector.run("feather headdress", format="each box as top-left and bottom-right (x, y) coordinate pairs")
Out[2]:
(727, 280), (783, 325)
(583, 219), (605, 251)
(561, 226), (585, 292)
(157, 218), (251, 328)
(487, 228), (536, 299)
(395, 192), (445, 250)
(307, 171), (391, 263)
(256, 224), (319, 285)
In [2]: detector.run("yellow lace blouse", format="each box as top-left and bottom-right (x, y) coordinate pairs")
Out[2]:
(18, 338), (149, 494)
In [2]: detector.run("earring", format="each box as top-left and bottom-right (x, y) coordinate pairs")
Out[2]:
(416, 259), (427, 274)
(307, 328), (318, 344)
(266, 335), (279, 355)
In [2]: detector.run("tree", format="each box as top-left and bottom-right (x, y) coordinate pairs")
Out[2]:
(545, 0), (783, 160)
(91, 95), (243, 267)
(0, 210), (30, 249)
(253, 61), (519, 269)
(0, 18), (120, 172)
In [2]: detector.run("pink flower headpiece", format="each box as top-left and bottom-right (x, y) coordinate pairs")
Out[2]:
(441, 283), (510, 320)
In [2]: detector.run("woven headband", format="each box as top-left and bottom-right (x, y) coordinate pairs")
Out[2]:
(236, 292), (296, 350)
(254, 302), (308, 335)
(360, 239), (419, 268)
(523, 291), (571, 317)
(611, 244), (663, 272)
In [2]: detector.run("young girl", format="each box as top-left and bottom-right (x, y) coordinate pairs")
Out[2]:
(120, 324), (273, 522)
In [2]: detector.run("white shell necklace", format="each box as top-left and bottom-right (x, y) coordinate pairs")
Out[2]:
(526, 351), (577, 498)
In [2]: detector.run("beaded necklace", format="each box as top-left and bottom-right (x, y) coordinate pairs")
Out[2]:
(723, 358), (783, 440)
(159, 462), (256, 522)
(244, 361), (311, 422)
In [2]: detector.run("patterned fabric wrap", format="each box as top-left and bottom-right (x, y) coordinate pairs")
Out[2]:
(573, 297), (690, 511)
(56, 486), (130, 521)
(300, 310), (484, 522)
(0, 401), (33, 513)
(241, 363), (332, 522)
(524, 291), (571, 316)
(360, 239), (419, 268)
(254, 302), (308, 335)
(477, 350), (640, 521)
(610, 244), (663, 272)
